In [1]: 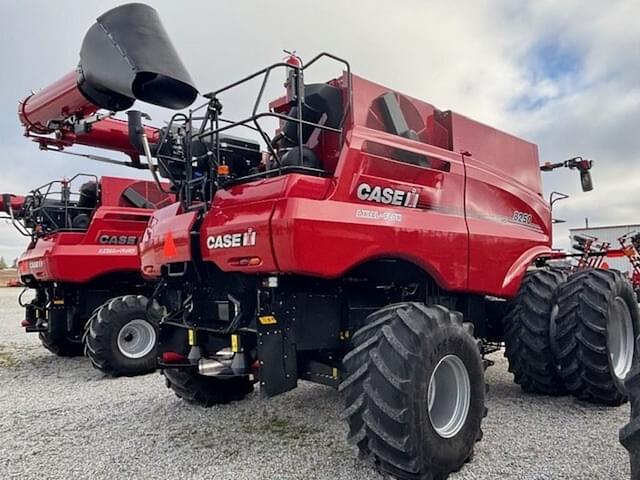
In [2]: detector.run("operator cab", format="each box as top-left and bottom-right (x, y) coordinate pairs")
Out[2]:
(15, 176), (101, 234)
(128, 52), (351, 208)
(274, 83), (344, 169)
(8, 175), (171, 238)
(71, 181), (98, 229)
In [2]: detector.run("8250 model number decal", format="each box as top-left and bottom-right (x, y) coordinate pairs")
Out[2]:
(512, 211), (532, 225)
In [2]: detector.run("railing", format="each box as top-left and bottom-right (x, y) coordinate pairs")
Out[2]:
(2, 173), (98, 238)
(154, 52), (352, 209)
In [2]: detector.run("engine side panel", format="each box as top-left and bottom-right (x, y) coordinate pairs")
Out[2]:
(18, 206), (153, 283)
(139, 202), (197, 279)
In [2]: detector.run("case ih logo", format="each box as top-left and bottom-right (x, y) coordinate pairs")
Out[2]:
(98, 235), (138, 245)
(28, 260), (44, 270)
(356, 183), (419, 208)
(207, 228), (257, 250)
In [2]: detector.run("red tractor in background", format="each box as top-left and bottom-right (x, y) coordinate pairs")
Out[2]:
(1, 174), (171, 375)
(19, 3), (639, 479)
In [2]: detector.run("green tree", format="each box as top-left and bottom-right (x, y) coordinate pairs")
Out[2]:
(11, 258), (17, 269)
(0, 257), (7, 270)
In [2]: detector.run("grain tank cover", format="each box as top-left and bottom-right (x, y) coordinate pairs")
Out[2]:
(78, 3), (198, 111)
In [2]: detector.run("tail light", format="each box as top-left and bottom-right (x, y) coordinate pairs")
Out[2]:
(161, 351), (186, 363)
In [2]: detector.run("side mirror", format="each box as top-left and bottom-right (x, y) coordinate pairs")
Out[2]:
(580, 170), (593, 192)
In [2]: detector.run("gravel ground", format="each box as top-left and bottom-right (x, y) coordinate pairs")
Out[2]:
(0, 287), (631, 479)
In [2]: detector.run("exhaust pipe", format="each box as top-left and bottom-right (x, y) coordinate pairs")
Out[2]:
(198, 358), (228, 377)
(19, 3), (197, 136)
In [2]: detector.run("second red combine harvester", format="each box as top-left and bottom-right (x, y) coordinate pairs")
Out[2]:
(1, 175), (172, 376)
(20, 4), (638, 479)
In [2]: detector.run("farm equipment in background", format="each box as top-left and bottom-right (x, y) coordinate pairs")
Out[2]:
(570, 233), (610, 270)
(0, 175), (172, 375)
(19, 3), (637, 479)
(6, 279), (23, 288)
(569, 231), (640, 292)
(617, 232), (640, 294)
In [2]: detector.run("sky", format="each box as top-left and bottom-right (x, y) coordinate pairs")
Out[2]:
(0, 0), (638, 262)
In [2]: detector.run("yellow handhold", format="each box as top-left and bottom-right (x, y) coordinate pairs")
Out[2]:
(258, 315), (277, 325)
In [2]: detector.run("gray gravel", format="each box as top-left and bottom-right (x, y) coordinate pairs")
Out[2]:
(0, 287), (630, 479)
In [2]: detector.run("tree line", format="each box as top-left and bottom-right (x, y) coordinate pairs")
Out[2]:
(0, 257), (18, 269)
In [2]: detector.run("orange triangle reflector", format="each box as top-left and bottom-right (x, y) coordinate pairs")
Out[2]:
(163, 232), (177, 258)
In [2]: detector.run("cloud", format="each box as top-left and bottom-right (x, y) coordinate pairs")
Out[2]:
(0, 0), (638, 262)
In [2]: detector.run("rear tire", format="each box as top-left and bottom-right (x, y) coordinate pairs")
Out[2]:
(163, 368), (254, 407)
(552, 269), (639, 405)
(84, 295), (158, 377)
(342, 302), (486, 480)
(39, 331), (84, 357)
(340, 303), (400, 458)
(620, 339), (640, 479)
(503, 268), (567, 395)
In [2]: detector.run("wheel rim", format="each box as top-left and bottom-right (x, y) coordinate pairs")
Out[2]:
(427, 354), (471, 439)
(117, 319), (156, 359)
(607, 297), (635, 381)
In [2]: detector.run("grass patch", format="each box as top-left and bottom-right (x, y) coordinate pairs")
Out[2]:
(0, 348), (20, 368)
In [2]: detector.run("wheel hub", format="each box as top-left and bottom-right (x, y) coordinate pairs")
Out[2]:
(117, 319), (156, 359)
(427, 354), (471, 439)
(607, 297), (635, 381)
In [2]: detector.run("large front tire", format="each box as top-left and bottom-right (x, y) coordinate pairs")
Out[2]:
(552, 269), (640, 405)
(84, 295), (158, 377)
(503, 268), (567, 395)
(162, 368), (254, 407)
(343, 302), (486, 480)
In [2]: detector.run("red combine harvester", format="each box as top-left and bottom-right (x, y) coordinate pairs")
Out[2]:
(21, 4), (638, 478)
(1, 175), (172, 375)
(12, 2), (195, 376)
